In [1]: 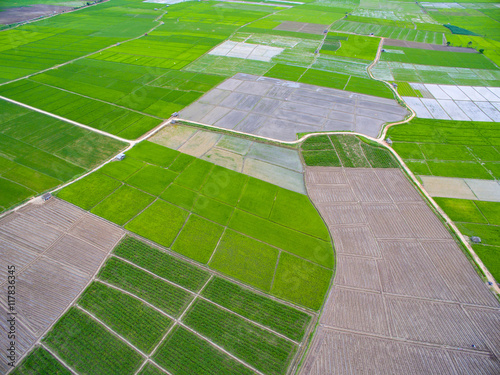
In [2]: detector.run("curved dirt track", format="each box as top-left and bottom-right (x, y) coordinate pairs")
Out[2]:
(300, 167), (500, 374)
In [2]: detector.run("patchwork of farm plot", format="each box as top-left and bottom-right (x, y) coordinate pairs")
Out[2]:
(150, 124), (306, 194)
(12, 235), (316, 375)
(56, 140), (334, 310)
(0, 99), (126, 213)
(0, 198), (125, 374)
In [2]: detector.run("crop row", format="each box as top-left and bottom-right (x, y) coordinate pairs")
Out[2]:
(202, 277), (312, 342)
(98, 257), (193, 317)
(183, 299), (297, 375)
(113, 236), (210, 292)
(78, 282), (173, 353)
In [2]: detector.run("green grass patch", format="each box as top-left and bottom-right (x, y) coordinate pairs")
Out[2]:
(16, 149), (85, 181)
(392, 143), (425, 159)
(172, 214), (224, 264)
(322, 32), (380, 61)
(302, 150), (342, 167)
(113, 236), (209, 292)
(43, 308), (142, 375)
(91, 185), (154, 225)
(473, 244), (500, 282)
(202, 277), (312, 342)
(301, 135), (333, 151)
(237, 176), (277, 218)
(475, 201), (500, 226)
(153, 326), (254, 375)
(11, 346), (70, 375)
(126, 165), (178, 195)
(299, 68), (349, 90)
(0, 178), (34, 209)
(434, 197), (487, 224)
(271, 252), (332, 311)
(168, 152), (195, 173)
(78, 282), (172, 353)
(229, 209), (334, 268)
(427, 161), (492, 179)
(270, 188), (330, 241)
(56, 172), (121, 210)
(361, 141), (399, 168)
(2, 164), (61, 193)
(98, 257), (192, 317)
(210, 230), (278, 292)
(175, 158), (213, 191)
(126, 141), (179, 167)
(456, 223), (500, 247)
(183, 299), (297, 375)
(137, 363), (165, 375)
(99, 158), (145, 181)
(264, 64), (307, 81)
(405, 160), (432, 175)
(419, 144), (476, 161)
(125, 200), (188, 248)
(160, 183), (198, 210)
(201, 165), (247, 206)
(191, 195), (234, 226)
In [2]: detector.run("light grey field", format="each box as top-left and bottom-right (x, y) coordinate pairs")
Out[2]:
(421, 176), (500, 202)
(180, 73), (408, 141)
(300, 167), (500, 375)
(405, 84), (500, 121)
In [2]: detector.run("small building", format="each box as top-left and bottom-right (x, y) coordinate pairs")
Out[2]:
(116, 153), (126, 161)
(42, 193), (52, 201)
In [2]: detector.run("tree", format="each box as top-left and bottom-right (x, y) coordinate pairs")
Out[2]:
(467, 41), (472, 47)
(479, 48), (484, 54)
(446, 41), (450, 46)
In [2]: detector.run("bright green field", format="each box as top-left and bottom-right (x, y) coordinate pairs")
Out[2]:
(434, 197), (500, 282)
(0, 99), (125, 212)
(18, 235), (314, 375)
(388, 118), (500, 179)
(57, 140), (334, 310)
(302, 134), (399, 168)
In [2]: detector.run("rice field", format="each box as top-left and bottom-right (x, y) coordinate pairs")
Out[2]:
(56, 140), (334, 310)
(15, 236), (316, 375)
(0, 99), (125, 212)
(388, 118), (500, 180)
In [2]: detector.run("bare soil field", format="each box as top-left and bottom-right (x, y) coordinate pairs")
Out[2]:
(300, 167), (500, 374)
(0, 4), (73, 25)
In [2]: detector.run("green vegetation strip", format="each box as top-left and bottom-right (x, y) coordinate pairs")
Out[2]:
(43, 308), (143, 375)
(388, 118), (499, 180)
(78, 282), (173, 354)
(11, 346), (70, 375)
(183, 299), (297, 375)
(301, 134), (399, 168)
(113, 236), (210, 292)
(153, 326), (255, 375)
(202, 277), (311, 342)
(98, 257), (192, 317)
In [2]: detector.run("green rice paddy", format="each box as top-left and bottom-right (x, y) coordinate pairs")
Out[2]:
(388, 118), (500, 180)
(0, 99), (125, 212)
(57, 140), (334, 310)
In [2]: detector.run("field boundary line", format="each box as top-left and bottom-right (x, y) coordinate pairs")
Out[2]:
(41, 343), (80, 375)
(0, 10), (168, 88)
(26, 79), (164, 120)
(76, 304), (148, 357)
(0, 95), (131, 143)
